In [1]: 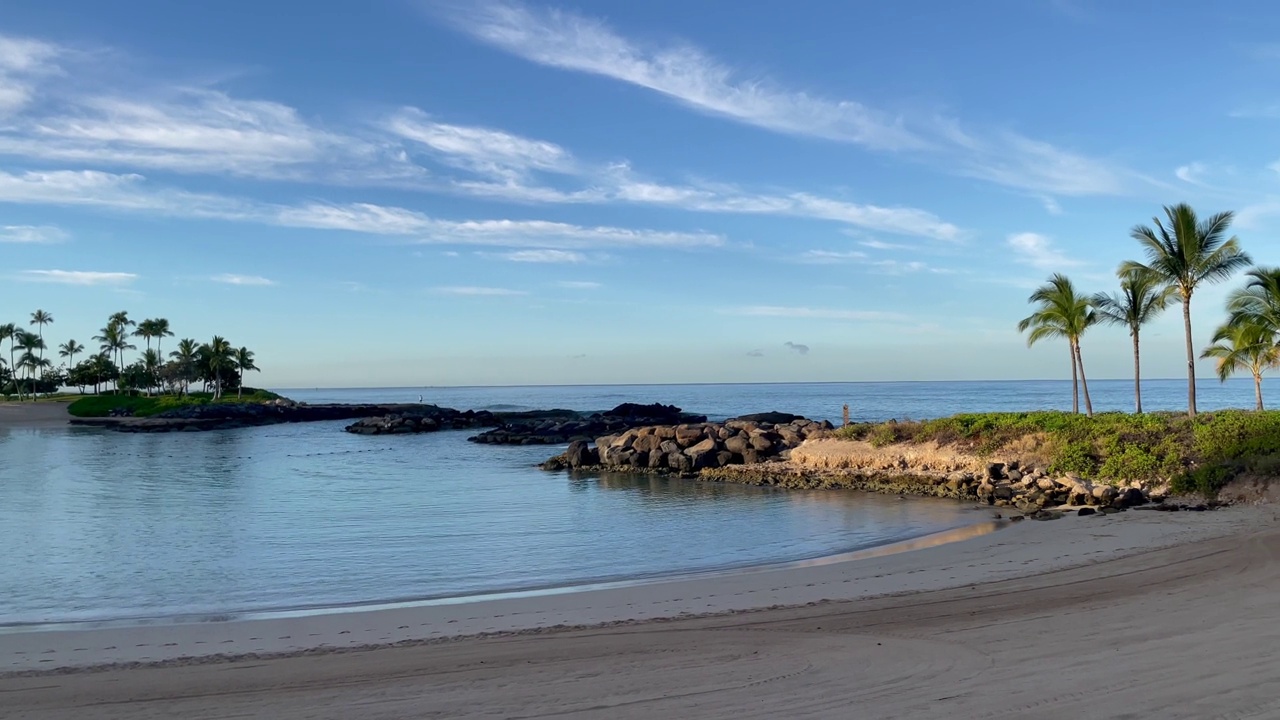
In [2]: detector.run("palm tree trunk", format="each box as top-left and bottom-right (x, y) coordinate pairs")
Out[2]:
(1182, 297), (1197, 418)
(9, 344), (19, 401)
(1255, 372), (1264, 411)
(1132, 331), (1142, 414)
(1069, 343), (1079, 414)
(1076, 341), (1094, 417)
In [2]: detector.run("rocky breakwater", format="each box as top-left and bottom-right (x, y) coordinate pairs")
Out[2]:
(345, 407), (498, 435)
(470, 403), (707, 446)
(72, 401), (499, 433)
(711, 439), (1168, 517)
(540, 412), (835, 473)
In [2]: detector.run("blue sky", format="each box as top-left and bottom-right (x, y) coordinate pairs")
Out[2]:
(3, 0), (1280, 387)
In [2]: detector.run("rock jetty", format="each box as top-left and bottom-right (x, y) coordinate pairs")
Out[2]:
(703, 459), (1160, 516)
(345, 407), (499, 435)
(71, 401), (499, 434)
(539, 414), (835, 472)
(470, 403), (707, 446)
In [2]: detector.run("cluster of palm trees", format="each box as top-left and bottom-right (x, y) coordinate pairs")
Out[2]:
(1018, 203), (1273, 416)
(1, 309), (261, 401)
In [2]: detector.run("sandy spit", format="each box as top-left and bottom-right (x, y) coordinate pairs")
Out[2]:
(0, 401), (72, 429)
(2, 506), (1275, 718)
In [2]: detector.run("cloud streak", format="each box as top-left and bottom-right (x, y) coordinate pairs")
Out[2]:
(212, 273), (276, 286)
(434, 285), (528, 296)
(439, 2), (1144, 199)
(1007, 232), (1083, 271)
(784, 341), (809, 355)
(438, 2), (923, 151)
(18, 269), (137, 285)
(0, 224), (65, 243)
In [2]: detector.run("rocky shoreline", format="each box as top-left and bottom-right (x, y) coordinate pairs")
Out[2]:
(71, 401), (498, 433)
(468, 403), (706, 445)
(540, 413), (835, 472)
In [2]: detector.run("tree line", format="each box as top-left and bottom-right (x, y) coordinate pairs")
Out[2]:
(1018, 202), (1274, 416)
(0, 310), (259, 401)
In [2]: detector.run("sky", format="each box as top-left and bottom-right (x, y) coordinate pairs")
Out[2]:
(3, 0), (1280, 388)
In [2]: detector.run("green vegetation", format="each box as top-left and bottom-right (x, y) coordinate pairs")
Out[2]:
(837, 410), (1280, 497)
(2, 308), (263, 402)
(1023, 203), (1255, 418)
(67, 389), (282, 418)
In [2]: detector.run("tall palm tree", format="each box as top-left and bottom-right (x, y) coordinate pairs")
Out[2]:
(0, 323), (18, 400)
(134, 319), (156, 356)
(1124, 204), (1252, 417)
(170, 338), (200, 396)
(152, 318), (174, 359)
(29, 309), (52, 380)
(1201, 321), (1278, 411)
(1091, 268), (1177, 413)
(93, 324), (135, 392)
(141, 348), (162, 396)
(201, 336), (234, 400)
(233, 347), (259, 399)
(1018, 274), (1098, 416)
(107, 312), (136, 370)
(58, 339), (85, 370)
(16, 331), (45, 400)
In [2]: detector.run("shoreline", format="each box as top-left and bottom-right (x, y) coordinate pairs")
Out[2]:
(0, 518), (1005, 633)
(1, 505), (1260, 676)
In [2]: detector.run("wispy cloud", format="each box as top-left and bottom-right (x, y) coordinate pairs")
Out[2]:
(556, 280), (601, 289)
(212, 273), (276, 286)
(1175, 162), (1207, 185)
(434, 285), (528, 296)
(488, 249), (587, 263)
(19, 269), (136, 285)
(0, 224), (66, 243)
(746, 348), (764, 357)
(783, 341), (810, 355)
(437, 2), (1141, 199)
(0, 35), (59, 117)
(388, 106), (573, 179)
(437, 2), (922, 151)
(721, 305), (906, 322)
(1007, 232), (1083, 271)
(797, 249), (867, 264)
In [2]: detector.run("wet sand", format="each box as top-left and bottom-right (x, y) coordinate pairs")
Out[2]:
(0, 401), (71, 429)
(2, 506), (1273, 718)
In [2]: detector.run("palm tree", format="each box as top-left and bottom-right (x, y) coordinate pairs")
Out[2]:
(170, 338), (200, 396)
(134, 319), (156, 356)
(1201, 321), (1278, 411)
(29, 309), (52, 380)
(1018, 274), (1098, 416)
(201, 336), (234, 400)
(58, 339), (85, 371)
(1091, 269), (1177, 413)
(16, 331), (45, 400)
(0, 323), (18, 400)
(233, 347), (259, 399)
(152, 318), (174, 359)
(107, 312), (136, 370)
(93, 324), (135, 392)
(1124, 204), (1252, 417)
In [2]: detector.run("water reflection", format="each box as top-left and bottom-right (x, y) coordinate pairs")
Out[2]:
(2, 424), (978, 625)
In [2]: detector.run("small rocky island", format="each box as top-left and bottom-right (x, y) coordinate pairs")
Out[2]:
(469, 402), (706, 445)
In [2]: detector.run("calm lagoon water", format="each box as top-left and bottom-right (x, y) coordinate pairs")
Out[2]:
(1, 378), (1263, 625)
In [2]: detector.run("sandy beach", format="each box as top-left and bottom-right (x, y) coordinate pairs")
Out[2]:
(2, 505), (1275, 718)
(0, 401), (71, 429)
